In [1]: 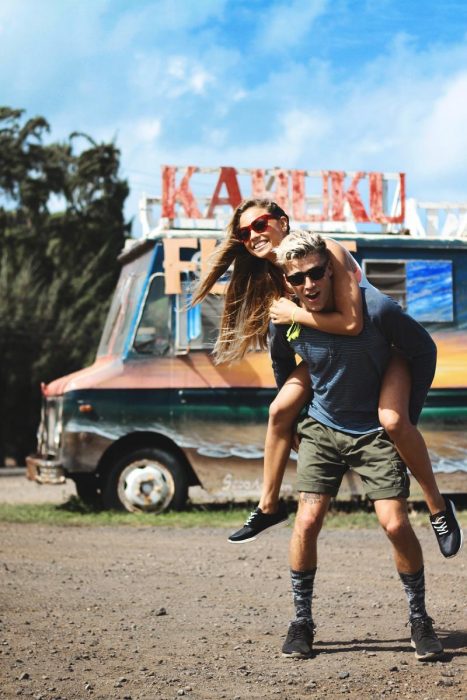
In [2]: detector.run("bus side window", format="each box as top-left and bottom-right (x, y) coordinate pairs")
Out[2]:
(201, 295), (223, 347)
(363, 258), (454, 323)
(133, 274), (171, 355)
(176, 271), (224, 351)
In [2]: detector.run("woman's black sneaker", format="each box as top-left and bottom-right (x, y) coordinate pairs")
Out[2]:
(410, 616), (444, 661)
(282, 620), (314, 658)
(430, 497), (463, 558)
(228, 501), (289, 543)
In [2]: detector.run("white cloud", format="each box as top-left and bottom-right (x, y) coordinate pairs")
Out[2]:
(167, 57), (213, 95)
(135, 0), (227, 33)
(117, 31), (467, 232)
(121, 36), (467, 230)
(232, 89), (247, 101)
(260, 0), (328, 50)
(167, 57), (186, 80)
(190, 68), (213, 94)
(94, 0), (228, 50)
(135, 118), (162, 143)
(276, 109), (330, 161)
(132, 53), (215, 99)
(409, 72), (467, 180)
(2, 1), (467, 227)
(203, 127), (227, 148)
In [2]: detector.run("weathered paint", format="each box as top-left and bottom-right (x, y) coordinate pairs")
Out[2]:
(251, 168), (266, 198)
(291, 169), (330, 221)
(45, 352), (277, 394)
(160, 165), (405, 224)
(369, 172), (406, 224)
(331, 171), (369, 222)
(33, 227), (467, 503)
(163, 237), (198, 294)
(44, 330), (467, 395)
(161, 165), (201, 219)
(206, 167), (242, 217)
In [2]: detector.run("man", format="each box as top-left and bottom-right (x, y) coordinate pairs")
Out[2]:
(270, 230), (446, 662)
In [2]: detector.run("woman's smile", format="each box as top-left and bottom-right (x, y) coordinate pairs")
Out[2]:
(250, 236), (269, 252)
(238, 206), (288, 261)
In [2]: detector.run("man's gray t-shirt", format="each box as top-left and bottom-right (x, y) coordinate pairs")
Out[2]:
(269, 285), (437, 435)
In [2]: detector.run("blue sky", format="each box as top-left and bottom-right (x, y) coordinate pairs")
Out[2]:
(1, 0), (467, 235)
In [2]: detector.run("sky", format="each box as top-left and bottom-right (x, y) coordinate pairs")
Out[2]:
(1, 0), (467, 236)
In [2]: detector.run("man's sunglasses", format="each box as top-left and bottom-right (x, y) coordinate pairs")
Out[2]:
(235, 214), (277, 242)
(285, 264), (327, 286)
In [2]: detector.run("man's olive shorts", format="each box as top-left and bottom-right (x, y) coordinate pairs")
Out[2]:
(297, 417), (410, 500)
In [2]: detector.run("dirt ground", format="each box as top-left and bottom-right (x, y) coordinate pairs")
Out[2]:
(1, 492), (466, 700)
(0, 472), (77, 505)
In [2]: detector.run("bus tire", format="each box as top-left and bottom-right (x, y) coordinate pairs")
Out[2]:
(101, 447), (189, 514)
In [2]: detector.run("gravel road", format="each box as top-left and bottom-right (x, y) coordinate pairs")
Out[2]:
(1, 516), (466, 700)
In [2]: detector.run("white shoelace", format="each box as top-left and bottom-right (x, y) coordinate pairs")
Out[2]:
(431, 515), (449, 535)
(245, 510), (259, 525)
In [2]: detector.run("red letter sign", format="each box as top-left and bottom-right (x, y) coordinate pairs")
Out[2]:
(291, 170), (330, 221)
(369, 172), (405, 224)
(162, 165), (202, 219)
(206, 167), (242, 217)
(330, 171), (370, 222)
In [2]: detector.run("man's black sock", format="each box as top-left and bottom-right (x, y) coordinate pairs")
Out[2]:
(290, 567), (317, 624)
(399, 566), (427, 620)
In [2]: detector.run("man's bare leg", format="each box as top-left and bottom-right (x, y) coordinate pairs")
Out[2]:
(289, 492), (330, 569)
(373, 498), (423, 572)
(373, 497), (443, 661)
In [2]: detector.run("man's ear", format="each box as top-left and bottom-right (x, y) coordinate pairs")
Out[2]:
(279, 216), (288, 232)
(327, 260), (333, 278)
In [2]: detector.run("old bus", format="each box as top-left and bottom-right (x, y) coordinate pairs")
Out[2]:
(26, 167), (467, 512)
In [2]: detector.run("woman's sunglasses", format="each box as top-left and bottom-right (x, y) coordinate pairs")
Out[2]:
(285, 264), (327, 286)
(235, 213), (277, 242)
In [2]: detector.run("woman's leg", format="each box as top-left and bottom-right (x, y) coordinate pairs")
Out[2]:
(228, 363), (311, 543)
(259, 362), (311, 513)
(378, 353), (445, 514)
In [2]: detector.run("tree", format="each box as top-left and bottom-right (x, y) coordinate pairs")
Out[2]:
(0, 107), (130, 463)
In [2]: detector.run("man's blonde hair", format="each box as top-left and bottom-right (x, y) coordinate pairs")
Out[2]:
(275, 230), (329, 267)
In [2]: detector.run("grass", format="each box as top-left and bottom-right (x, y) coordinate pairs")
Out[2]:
(0, 497), (465, 529)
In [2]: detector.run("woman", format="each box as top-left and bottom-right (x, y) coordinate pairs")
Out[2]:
(193, 198), (460, 558)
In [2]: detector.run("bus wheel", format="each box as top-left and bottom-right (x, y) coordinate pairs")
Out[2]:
(71, 474), (102, 508)
(102, 447), (188, 513)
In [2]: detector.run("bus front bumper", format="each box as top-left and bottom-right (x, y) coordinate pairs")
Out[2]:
(26, 456), (66, 484)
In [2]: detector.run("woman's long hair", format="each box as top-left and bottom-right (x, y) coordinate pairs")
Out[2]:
(192, 198), (289, 364)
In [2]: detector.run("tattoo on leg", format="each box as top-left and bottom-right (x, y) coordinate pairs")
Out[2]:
(300, 492), (322, 505)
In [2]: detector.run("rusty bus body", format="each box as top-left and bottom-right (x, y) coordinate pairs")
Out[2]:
(26, 167), (467, 512)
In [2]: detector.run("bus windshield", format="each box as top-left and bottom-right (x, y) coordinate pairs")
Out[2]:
(97, 248), (154, 358)
(133, 274), (171, 355)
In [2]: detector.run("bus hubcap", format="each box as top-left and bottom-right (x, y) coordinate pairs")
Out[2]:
(118, 461), (175, 513)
